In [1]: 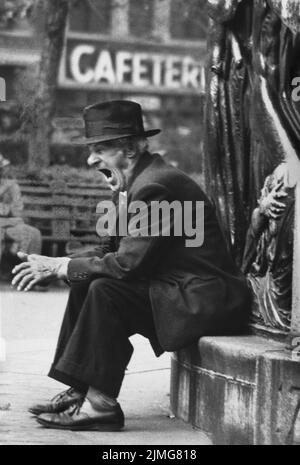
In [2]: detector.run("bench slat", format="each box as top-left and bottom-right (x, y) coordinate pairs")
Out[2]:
(22, 197), (107, 208)
(24, 210), (100, 220)
(21, 188), (110, 198)
(19, 180), (109, 190)
(20, 186), (53, 195)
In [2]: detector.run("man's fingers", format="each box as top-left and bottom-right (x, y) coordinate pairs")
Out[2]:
(16, 273), (35, 291)
(11, 268), (32, 287)
(24, 278), (40, 292)
(12, 262), (31, 275)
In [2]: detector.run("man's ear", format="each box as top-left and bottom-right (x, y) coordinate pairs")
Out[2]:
(126, 146), (139, 160)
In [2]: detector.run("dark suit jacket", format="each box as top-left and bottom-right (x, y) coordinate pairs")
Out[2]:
(68, 153), (250, 351)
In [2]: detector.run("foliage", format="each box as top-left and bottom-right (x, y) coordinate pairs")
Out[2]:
(0, 0), (82, 26)
(0, 0), (33, 26)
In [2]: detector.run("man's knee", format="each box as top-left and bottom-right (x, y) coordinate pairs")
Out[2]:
(69, 278), (110, 298)
(69, 277), (119, 310)
(87, 277), (115, 298)
(69, 279), (91, 298)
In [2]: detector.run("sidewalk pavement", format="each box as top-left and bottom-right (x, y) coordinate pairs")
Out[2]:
(0, 284), (211, 445)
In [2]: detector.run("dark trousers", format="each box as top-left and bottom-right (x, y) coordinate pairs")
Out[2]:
(48, 278), (163, 398)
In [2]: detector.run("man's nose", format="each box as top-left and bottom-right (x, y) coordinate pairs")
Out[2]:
(87, 152), (103, 167)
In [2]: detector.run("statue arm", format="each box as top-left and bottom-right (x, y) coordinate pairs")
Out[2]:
(242, 207), (268, 274)
(242, 175), (288, 273)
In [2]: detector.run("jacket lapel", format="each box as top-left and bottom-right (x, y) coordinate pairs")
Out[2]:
(113, 152), (162, 240)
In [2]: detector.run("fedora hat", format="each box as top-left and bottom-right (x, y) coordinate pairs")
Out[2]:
(74, 100), (161, 145)
(0, 153), (10, 169)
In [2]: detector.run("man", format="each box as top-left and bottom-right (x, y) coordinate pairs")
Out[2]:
(0, 153), (42, 279)
(12, 100), (250, 431)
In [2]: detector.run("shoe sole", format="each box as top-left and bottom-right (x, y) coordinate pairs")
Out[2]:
(28, 408), (67, 416)
(36, 417), (124, 432)
(28, 401), (84, 416)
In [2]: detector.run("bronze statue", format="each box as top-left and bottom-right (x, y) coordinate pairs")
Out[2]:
(205, 0), (300, 332)
(242, 162), (294, 331)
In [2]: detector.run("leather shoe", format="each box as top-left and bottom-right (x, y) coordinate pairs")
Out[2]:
(36, 401), (124, 431)
(28, 388), (85, 415)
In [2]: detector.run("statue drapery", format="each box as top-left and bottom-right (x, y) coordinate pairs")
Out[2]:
(205, 0), (300, 332)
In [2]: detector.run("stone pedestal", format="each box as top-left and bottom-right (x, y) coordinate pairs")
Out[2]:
(170, 335), (300, 445)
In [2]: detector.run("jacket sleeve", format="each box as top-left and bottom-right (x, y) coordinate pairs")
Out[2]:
(68, 236), (116, 259)
(67, 183), (173, 283)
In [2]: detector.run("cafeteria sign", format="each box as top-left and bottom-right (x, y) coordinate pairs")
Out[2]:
(59, 36), (205, 95)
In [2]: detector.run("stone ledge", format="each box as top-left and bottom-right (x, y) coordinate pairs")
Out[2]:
(170, 335), (300, 444)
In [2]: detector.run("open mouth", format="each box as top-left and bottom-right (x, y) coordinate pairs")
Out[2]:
(98, 168), (113, 182)
(97, 167), (125, 191)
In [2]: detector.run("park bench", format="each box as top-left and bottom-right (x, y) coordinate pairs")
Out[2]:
(18, 179), (111, 257)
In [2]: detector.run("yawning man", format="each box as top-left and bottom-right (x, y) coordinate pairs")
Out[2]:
(12, 100), (250, 431)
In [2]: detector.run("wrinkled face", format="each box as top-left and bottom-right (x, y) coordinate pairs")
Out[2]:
(87, 140), (130, 192)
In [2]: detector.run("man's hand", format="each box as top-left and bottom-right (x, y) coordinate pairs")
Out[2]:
(11, 252), (70, 292)
(258, 180), (288, 220)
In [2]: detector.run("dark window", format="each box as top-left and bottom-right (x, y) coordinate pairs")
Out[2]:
(129, 0), (153, 38)
(69, 0), (111, 34)
(0, 67), (14, 100)
(170, 0), (207, 40)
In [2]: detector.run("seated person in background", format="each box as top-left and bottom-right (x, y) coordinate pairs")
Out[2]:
(0, 153), (42, 278)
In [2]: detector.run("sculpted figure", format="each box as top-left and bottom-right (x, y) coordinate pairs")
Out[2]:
(205, 0), (300, 331)
(205, 0), (254, 265)
(242, 163), (294, 331)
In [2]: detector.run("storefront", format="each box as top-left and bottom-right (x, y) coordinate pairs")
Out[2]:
(0, 27), (40, 164)
(55, 26), (206, 171)
(0, 0), (208, 173)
